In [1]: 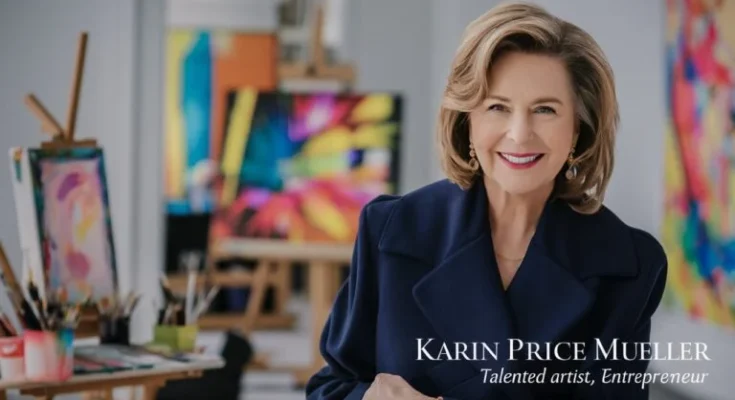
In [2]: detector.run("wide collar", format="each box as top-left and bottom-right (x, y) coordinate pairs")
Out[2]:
(378, 179), (639, 399)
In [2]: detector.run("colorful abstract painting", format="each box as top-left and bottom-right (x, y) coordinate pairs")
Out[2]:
(663, 0), (735, 328)
(209, 90), (402, 243)
(9, 148), (117, 303)
(164, 30), (278, 215)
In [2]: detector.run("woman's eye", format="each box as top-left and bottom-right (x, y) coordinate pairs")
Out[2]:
(488, 104), (507, 112)
(535, 106), (556, 114)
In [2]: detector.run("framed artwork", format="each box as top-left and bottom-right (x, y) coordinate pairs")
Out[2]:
(209, 89), (402, 243)
(164, 29), (278, 215)
(663, 0), (735, 328)
(9, 147), (118, 303)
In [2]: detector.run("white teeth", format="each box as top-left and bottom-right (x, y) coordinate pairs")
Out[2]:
(500, 153), (540, 164)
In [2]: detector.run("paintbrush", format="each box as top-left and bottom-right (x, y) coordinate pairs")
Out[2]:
(26, 271), (47, 328)
(124, 292), (140, 316)
(21, 254), (48, 330)
(159, 274), (177, 303)
(0, 312), (16, 336)
(19, 291), (43, 331)
(0, 244), (24, 310)
(162, 303), (174, 325)
(96, 296), (111, 316)
(184, 270), (196, 325)
(192, 286), (220, 321)
(0, 244), (29, 331)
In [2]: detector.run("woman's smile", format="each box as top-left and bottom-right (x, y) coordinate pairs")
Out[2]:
(497, 152), (545, 169)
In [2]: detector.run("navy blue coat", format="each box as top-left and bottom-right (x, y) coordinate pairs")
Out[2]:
(306, 179), (668, 400)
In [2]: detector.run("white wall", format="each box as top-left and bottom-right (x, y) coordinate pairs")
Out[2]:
(346, 0), (433, 192)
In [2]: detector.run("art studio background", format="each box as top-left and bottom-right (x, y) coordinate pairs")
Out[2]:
(0, 0), (734, 399)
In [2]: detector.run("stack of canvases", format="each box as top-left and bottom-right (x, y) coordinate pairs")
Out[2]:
(162, 29), (403, 309)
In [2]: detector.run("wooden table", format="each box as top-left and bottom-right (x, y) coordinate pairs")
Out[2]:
(0, 355), (224, 400)
(214, 238), (352, 386)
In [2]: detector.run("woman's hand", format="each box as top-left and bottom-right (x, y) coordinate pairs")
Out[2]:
(363, 373), (440, 400)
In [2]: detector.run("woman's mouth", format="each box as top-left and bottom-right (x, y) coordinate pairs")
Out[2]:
(498, 152), (544, 169)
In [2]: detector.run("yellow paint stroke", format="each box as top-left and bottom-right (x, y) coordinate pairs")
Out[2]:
(74, 208), (97, 241)
(350, 94), (395, 123)
(301, 127), (352, 156)
(300, 123), (398, 158)
(301, 192), (350, 241)
(353, 123), (399, 148)
(164, 31), (195, 199)
(220, 88), (257, 205)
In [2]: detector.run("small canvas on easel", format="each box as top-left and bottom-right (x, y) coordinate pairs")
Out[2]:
(9, 147), (118, 303)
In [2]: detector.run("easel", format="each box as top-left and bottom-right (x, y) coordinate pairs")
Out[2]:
(24, 32), (97, 150)
(24, 30), (99, 331)
(23, 32), (101, 343)
(203, 0), (358, 382)
(278, 0), (356, 87)
(209, 239), (352, 384)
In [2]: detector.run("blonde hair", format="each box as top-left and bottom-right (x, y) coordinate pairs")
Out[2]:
(437, 1), (618, 214)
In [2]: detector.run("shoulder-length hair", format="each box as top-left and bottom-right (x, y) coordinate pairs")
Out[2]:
(437, 1), (618, 214)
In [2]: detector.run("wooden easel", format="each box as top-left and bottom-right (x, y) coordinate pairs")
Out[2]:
(23, 32), (101, 341)
(278, 0), (356, 86)
(270, 0), (358, 331)
(24, 32), (97, 150)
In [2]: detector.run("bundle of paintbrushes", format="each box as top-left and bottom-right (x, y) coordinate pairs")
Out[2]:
(95, 291), (141, 319)
(0, 244), (87, 333)
(158, 273), (219, 326)
(94, 291), (139, 345)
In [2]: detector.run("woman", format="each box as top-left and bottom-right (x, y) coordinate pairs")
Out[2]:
(307, 2), (667, 400)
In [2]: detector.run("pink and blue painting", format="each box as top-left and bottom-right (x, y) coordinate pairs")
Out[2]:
(210, 90), (402, 243)
(663, 0), (735, 328)
(10, 147), (118, 302)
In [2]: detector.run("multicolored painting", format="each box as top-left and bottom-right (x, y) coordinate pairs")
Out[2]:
(209, 90), (402, 243)
(164, 30), (278, 215)
(9, 148), (117, 303)
(663, 0), (735, 328)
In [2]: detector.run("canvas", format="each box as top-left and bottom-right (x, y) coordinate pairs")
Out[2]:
(209, 90), (402, 243)
(9, 147), (118, 303)
(663, 0), (735, 329)
(164, 29), (278, 215)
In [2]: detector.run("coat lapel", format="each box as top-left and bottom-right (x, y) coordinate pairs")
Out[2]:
(408, 181), (529, 399)
(413, 230), (513, 371)
(504, 199), (594, 350)
(379, 179), (639, 399)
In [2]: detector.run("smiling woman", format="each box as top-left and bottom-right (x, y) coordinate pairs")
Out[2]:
(306, 2), (667, 400)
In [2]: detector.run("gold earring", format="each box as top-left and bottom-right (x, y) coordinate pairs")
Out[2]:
(469, 143), (479, 171)
(565, 148), (577, 180)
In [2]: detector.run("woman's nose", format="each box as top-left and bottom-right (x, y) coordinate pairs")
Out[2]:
(505, 113), (534, 144)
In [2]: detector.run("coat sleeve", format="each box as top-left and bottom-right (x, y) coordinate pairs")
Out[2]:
(305, 196), (396, 400)
(573, 231), (668, 400)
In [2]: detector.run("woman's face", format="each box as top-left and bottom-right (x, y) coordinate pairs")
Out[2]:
(469, 51), (577, 196)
